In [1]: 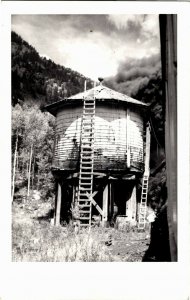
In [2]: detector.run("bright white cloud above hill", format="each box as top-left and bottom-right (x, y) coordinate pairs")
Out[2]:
(12, 14), (160, 80)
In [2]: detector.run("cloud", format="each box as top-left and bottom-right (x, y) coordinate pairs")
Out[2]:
(107, 14), (159, 42)
(104, 53), (161, 97)
(11, 14), (160, 80)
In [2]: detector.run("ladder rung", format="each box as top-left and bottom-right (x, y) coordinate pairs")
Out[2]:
(84, 109), (95, 111)
(81, 134), (94, 137)
(81, 149), (93, 152)
(81, 145), (94, 149)
(83, 113), (95, 116)
(78, 188), (92, 192)
(80, 179), (93, 182)
(81, 146), (93, 150)
(84, 104), (95, 107)
(78, 206), (91, 209)
(79, 174), (93, 177)
(81, 141), (94, 143)
(82, 127), (94, 131)
(81, 132), (94, 135)
(81, 150), (94, 153)
(80, 158), (94, 161)
(82, 122), (94, 125)
(81, 166), (93, 169)
(78, 199), (91, 202)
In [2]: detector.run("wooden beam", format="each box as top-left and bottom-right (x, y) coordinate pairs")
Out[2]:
(126, 108), (131, 168)
(131, 184), (137, 222)
(102, 184), (108, 225)
(55, 183), (62, 226)
(144, 123), (151, 175)
(86, 192), (103, 216)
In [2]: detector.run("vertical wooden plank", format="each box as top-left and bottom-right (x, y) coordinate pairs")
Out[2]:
(131, 183), (137, 223)
(55, 182), (62, 226)
(144, 123), (151, 175)
(126, 189), (132, 221)
(102, 184), (108, 226)
(160, 14), (177, 261)
(126, 108), (131, 168)
(108, 182), (113, 221)
(125, 182), (137, 224)
(72, 184), (75, 207)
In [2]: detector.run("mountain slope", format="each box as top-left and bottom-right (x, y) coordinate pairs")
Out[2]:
(11, 31), (93, 106)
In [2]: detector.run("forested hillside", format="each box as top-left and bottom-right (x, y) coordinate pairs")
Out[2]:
(12, 31), (93, 106)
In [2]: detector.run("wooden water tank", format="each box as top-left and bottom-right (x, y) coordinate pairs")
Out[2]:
(45, 85), (149, 173)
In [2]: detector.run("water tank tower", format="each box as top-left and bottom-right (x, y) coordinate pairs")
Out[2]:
(45, 81), (150, 228)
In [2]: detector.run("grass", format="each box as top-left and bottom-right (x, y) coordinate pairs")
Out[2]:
(12, 222), (113, 262)
(12, 200), (150, 262)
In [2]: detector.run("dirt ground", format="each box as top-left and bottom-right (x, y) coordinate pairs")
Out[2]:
(12, 200), (150, 262)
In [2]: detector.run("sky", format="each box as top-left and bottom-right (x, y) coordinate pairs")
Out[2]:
(11, 14), (160, 81)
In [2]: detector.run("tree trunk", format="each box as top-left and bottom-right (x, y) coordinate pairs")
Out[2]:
(12, 134), (18, 202)
(31, 156), (35, 190)
(27, 144), (33, 197)
(37, 168), (40, 191)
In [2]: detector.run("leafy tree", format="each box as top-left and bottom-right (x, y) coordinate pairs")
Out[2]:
(12, 103), (56, 201)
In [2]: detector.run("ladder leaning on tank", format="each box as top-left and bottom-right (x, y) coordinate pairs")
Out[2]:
(138, 122), (151, 230)
(77, 91), (96, 228)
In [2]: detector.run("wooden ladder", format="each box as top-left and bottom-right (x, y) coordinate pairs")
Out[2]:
(77, 95), (96, 227)
(138, 122), (151, 230)
(138, 174), (149, 229)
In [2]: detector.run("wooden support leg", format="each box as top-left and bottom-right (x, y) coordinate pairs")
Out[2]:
(131, 183), (137, 224)
(126, 182), (137, 224)
(55, 182), (62, 226)
(102, 184), (108, 226)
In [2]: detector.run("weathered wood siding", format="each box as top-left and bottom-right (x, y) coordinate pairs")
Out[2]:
(53, 103), (144, 172)
(129, 109), (144, 170)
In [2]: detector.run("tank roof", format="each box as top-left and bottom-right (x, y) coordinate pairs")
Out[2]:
(44, 84), (149, 116)
(68, 85), (147, 105)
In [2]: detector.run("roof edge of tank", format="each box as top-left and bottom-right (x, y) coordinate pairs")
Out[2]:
(44, 97), (150, 116)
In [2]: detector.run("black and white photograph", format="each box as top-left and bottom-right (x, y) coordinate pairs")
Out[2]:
(0, 2), (189, 300)
(10, 13), (177, 262)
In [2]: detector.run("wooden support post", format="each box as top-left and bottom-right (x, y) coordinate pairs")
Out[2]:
(55, 182), (62, 226)
(102, 184), (108, 226)
(108, 182), (113, 220)
(72, 185), (76, 207)
(126, 108), (131, 168)
(131, 183), (137, 224)
(144, 123), (151, 175)
(125, 182), (137, 224)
